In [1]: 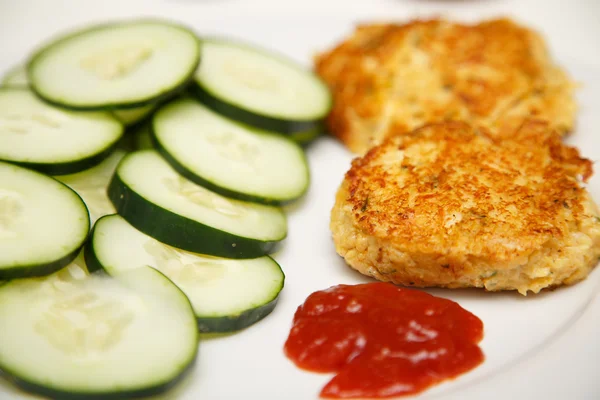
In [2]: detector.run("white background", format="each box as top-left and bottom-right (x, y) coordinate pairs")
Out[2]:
(1, 1), (599, 399)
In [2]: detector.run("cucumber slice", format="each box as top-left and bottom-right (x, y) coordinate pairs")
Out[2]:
(0, 88), (124, 175)
(28, 20), (200, 110)
(57, 150), (125, 224)
(193, 37), (332, 134)
(0, 161), (89, 279)
(152, 98), (309, 204)
(113, 103), (156, 126)
(86, 214), (285, 332)
(109, 150), (287, 258)
(1, 65), (28, 86)
(0, 265), (197, 399)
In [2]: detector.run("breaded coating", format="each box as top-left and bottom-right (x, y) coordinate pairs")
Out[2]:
(330, 121), (600, 295)
(316, 18), (577, 154)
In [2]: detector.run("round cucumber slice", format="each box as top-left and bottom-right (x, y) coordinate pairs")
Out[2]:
(0, 265), (198, 399)
(0, 88), (124, 175)
(152, 98), (309, 204)
(0, 161), (90, 279)
(193, 37), (332, 134)
(108, 150), (287, 258)
(28, 20), (200, 110)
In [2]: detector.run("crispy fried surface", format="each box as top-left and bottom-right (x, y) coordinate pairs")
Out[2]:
(330, 121), (600, 295)
(316, 18), (577, 154)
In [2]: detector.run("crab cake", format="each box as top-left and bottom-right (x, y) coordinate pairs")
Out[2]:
(330, 121), (600, 295)
(316, 18), (577, 154)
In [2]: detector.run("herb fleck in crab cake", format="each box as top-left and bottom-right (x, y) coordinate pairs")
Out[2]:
(330, 121), (600, 295)
(316, 18), (577, 154)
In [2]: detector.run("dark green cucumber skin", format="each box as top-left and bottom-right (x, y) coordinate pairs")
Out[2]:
(149, 125), (308, 205)
(27, 20), (201, 111)
(192, 82), (325, 135)
(9, 140), (122, 176)
(83, 228), (104, 275)
(0, 244), (84, 280)
(197, 297), (279, 333)
(108, 174), (284, 258)
(0, 357), (196, 400)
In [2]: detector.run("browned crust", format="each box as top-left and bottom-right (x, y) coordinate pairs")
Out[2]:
(316, 18), (577, 154)
(344, 120), (592, 261)
(330, 121), (600, 294)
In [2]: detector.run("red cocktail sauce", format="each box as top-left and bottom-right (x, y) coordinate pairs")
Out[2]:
(284, 283), (484, 398)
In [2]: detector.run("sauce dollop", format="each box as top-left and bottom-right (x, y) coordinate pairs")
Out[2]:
(284, 283), (484, 398)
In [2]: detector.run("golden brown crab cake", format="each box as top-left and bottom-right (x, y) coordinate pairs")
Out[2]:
(330, 121), (600, 295)
(316, 18), (577, 154)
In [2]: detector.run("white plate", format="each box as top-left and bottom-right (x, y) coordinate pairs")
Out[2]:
(1, 1), (599, 399)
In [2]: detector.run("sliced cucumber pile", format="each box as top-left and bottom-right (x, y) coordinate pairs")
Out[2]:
(87, 214), (285, 332)
(109, 150), (287, 258)
(0, 88), (124, 175)
(0, 264), (198, 399)
(1, 64), (28, 86)
(0, 18), (333, 399)
(57, 150), (125, 223)
(153, 98), (309, 204)
(28, 20), (200, 110)
(0, 161), (89, 279)
(193, 38), (331, 139)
